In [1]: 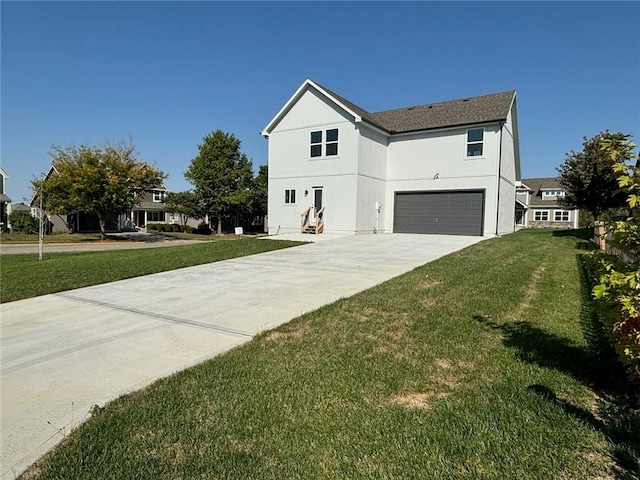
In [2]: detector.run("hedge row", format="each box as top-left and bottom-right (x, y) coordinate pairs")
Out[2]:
(146, 223), (211, 235)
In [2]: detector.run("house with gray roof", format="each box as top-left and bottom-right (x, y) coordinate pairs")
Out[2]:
(516, 177), (579, 229)
(262, 79), (520, 236)
(0, 168), (12, 229)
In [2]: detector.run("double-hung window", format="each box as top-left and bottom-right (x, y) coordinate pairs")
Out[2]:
(153, 190), (166, 202)
(466, 128), (484, 157)
(284, 189), (296, 205)
(310, 129), (339, 157)
(554, 210), (570, 222)
(534, 210), (549, 221)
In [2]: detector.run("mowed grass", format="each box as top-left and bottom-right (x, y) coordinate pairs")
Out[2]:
(21, 229), (640, 479)
(0, 238), (303, 303)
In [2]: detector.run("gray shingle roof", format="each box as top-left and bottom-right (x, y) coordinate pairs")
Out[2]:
(522, 177), (565, 207)
(315, 81), (515, 134)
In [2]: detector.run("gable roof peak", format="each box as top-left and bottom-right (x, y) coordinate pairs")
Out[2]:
(262, 80), (517, 137)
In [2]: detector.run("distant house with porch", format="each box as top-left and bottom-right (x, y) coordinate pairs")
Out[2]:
(31, 164), (184, 233)
(515, 177), (579, 229)
(1, 168), (12, 229)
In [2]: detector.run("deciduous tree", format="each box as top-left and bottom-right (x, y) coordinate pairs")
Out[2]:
(250, 164), (268, 218)
(33, 140), (166, 239)
(185, 130), (254, 234)
(557, 131), (629, 220)
(164, 191), (203, 228)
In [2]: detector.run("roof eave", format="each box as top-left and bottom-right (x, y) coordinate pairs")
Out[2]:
(261, 79), (363, 137)
(388, 117), (508, 137)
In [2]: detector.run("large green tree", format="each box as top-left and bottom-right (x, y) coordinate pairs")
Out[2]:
(33, 140), (166, 239)
(185, 130), (254, 234)
(164, 190), (203, 227)
(557, 131), (628, 220)
(250, 164), (268, 218)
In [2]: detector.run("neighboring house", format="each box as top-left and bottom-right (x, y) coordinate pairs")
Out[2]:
(127, 187), (169, 229)
(516, 177), (579, 229)
(261, 79), (520, 237)
(31, 165), (183, 232)
(0, 168), (12, 228)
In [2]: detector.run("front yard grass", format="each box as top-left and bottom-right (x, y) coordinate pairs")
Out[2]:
(21, 229), (640, 479)
(0, 238), (303, 303)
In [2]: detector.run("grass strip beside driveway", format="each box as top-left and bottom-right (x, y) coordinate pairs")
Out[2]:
(0, 238), (304, 303)
(20, 229), (640, 479)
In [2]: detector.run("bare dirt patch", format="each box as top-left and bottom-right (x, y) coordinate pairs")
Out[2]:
(264, 324), (310, 342)
(435, 358), (452, 369)
(512, 265), (546, 319)
(389, 392), (450, 409)
(419, 276), (442, 290)
(421, 297), (437, 308)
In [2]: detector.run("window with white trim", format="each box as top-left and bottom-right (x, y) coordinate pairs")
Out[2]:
(152, 190), (166, 202)
(542, 189), (564, 198)
(554, 210), (570, 222)
(466, 128), (484, 157)
(148, 211), (165, 222)
(534, 210), (549, 221)
(284, 189), (296, 205)
(310, 129), (339, 157)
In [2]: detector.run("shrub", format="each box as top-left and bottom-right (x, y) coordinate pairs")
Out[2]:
(146, 223), (158, 231)
(194, 222), (211, 235)
(185, 226), (194, 234)
(8, 211), (38, 234)
(171, 224), (182, 232)
(592, 134), (640, 380)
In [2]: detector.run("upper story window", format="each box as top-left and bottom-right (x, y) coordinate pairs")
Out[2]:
(310, 129), (339, 158)
(542, 189), (564, 198)
(153, 190), (166, 202)
(466, 128), (484, 157)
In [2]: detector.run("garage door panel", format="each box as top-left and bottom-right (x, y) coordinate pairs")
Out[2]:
(394, 191), (484, 236)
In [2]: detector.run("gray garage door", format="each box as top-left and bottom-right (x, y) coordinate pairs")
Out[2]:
(393, 191), (484, 236)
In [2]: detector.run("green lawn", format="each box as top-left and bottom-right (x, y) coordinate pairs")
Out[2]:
(20, 229), (640, 479)
(0, 238), (303, 303)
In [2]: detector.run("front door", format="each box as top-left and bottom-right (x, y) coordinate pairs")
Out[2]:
(309, 187), (323, 224)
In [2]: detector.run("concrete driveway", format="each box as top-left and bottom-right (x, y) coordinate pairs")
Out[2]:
(0, 233), (484, 479)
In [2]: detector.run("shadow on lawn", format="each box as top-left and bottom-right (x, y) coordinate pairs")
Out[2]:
(473, 311), (640, 477)
(473, 246), (640, 478)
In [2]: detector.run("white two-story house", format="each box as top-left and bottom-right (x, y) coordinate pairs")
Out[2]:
(261, 79), (520, 237)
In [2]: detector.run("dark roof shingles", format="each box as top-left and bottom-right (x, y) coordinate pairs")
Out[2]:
(521, 177), (565, 207)
(313, 80), (515, 134)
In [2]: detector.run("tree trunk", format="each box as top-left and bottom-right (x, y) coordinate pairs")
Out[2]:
(97, 213), (107, 240)
(217, 216), (222, 235)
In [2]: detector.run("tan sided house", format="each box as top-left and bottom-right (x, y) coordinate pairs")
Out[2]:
(515, 177), (579, 229)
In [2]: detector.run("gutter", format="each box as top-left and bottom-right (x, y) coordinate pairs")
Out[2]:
(495, 122), (505, 235)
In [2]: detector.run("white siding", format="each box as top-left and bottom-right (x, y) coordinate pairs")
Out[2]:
(355, 125), (388, 233)
(496, 104), (518, 234)
(385, 125), (502, 235)
(267, 89), (359, 234)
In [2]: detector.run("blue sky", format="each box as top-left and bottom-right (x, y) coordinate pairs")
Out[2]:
(2, 1), (639, 203)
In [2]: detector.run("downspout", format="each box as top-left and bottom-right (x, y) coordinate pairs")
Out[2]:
(495, 122), (505, 236)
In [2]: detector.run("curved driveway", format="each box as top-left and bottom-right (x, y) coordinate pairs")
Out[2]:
(0, 233), (484, 479)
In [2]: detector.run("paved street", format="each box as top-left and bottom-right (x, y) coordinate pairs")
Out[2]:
(0, 233), (484, 479)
